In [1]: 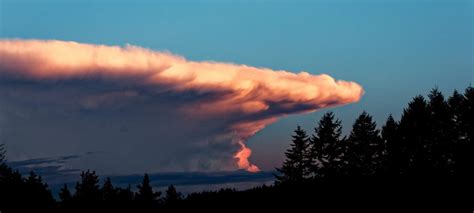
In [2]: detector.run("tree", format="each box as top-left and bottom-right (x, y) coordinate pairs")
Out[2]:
(58, 183), (73, 210)
(135, 173), (160, 203)
(308, 112), (345, 178)
(463, 86), (474, 143)
(275, 126), (310, 184)
(448, 90), (465, 175)
(74, 170), (101, 202)
(449, 90), (465, 139)
(59, 184), (72, 202)
(23, 171), (55, 208)
(0, 165), (23, 210)
(427, 88), (453, 174)
(382, 114), (401, 176)
(344, 112), (382, 176)
(398, 95), (431, 176)
(164, 184), (182, 205)
(454, 86), (474, 179)
(101, 177), (116, 201)
(116, 184), (134, 201)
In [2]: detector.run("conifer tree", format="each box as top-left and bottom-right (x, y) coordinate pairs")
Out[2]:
(164, 184), (182, 204)
(399, 95), (431, 176)
(457, 86), (474, 178)
(102, 177), (116, 201)
(382, 114), (400, 176)
(275, 126), (310, 184)
(117, 184), (134, 201)
(135, 174), (160, 203)
(345, 112), (382, 176)
(58, 183), (72, 210)
(59, 184), (72, 202)
(24, 171), (55, 208)
(308, 112), (345, 178)
(74, 170), (101, 202)
(427, 88), (453, 174)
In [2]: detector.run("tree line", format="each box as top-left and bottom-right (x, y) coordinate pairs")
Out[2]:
(0, 86), (473, 211)
(0, 162), (183, 212)
(276, 87), (472, 183)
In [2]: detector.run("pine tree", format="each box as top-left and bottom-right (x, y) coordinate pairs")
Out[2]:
(427, 88), (453, 174)
(164, 184), (182, 204)
(101, 177), (116, 201)
(135, 173), (160, 203)
(399, 95), (431, 176)
(24, 171), (55, 208)
(462, 86), (474, 146)
(74, 170), (101, 202)
(58, 183), (72, 210)
(0, 165), (23, 210)
(345, 112), (382, 176)
(308, 112), (344, 178)
(382, 114), (400, 177)
(456, 86), (474, 179)
(59, 184), (72, 202)
(117, 184), (134, 201)
(449, 90), (465, 139)
(275, 126), (310, 184)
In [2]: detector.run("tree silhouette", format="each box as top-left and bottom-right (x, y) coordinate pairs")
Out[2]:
(308, 112), (345, 178)
(275, 126), (310, 184)
(58, 184), (72, 210)
(344, 112), (382, 176)
(135, 173), (160, 207)
(117, 184), (134, 201)
(0, 158), (24, 211)
(382, 114), (401, 176)
(398, 95), (431, 176)
(101, 177), (116, 201)
(448, 90), (465, 176)
(464, 86), (474, 142)
(427, 88), (454, 175)
(23, 171), (55, 209)
(164, 184), (182, 205)
(74, 170), (101, 203)
(456, 86), (474, 179)
(59, 184), (72, 202)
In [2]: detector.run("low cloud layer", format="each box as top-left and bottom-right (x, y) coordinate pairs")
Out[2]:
(0, 39), (363, 173)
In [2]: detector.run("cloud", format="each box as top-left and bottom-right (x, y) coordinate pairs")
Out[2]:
(7, 155), (275, 197)
(6, 154), (82, 185)
(0, 39), (363, 173)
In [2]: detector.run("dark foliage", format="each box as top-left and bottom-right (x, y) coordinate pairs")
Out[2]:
(307, 112), (345, 178)
(275, 126), (310, 184)
(344, 111), (383, 176)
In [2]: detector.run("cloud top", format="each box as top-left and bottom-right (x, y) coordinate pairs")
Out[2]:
(0, 39), (363, 172)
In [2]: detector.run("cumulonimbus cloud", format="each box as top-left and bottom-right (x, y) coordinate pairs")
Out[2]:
(0, 39), (363, 172)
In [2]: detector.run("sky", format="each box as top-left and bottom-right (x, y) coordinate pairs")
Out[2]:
(0, 0), (472, 176)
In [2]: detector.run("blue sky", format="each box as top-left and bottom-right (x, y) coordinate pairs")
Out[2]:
(0, 0), (472, 171)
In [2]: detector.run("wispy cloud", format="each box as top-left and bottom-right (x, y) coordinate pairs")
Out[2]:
(6, 154), (82, 184)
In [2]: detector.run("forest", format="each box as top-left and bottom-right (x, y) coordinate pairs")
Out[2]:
(1, 86), (473, 212)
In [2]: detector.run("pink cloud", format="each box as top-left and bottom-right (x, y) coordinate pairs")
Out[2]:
(0, 39), (364, 172)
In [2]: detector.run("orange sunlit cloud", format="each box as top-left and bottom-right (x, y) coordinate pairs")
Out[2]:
(0, 39), (364, 172)
(234, 140), (260, 173)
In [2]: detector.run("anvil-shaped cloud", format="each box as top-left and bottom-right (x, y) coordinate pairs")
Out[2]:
(0, 39), (363, 173)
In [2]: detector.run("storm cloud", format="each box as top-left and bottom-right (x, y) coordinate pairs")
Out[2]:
(0, 39), (363, 173)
